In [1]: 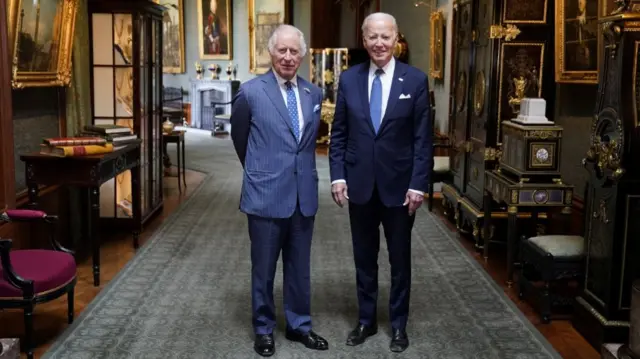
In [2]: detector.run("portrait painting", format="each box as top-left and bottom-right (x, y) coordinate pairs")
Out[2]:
(197, 0), (232, 60)
(554, 0), (599, 83)
(6, 0), (78, 88)
(154, 0), (185, 73)
(248, 0), (291, 74)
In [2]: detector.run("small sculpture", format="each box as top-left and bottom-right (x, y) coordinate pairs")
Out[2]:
(195, 62), (203, 80)
(226, 62), (233, 80)
(208, 63), (219, 79)
(233, 65), (238, 80)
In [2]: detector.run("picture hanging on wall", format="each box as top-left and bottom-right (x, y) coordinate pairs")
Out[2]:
(154, 0), (186, 73)
(248, 0), (291, 74)
(197, 0), (233, 60)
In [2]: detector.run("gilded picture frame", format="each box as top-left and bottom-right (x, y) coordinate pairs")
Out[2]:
(248, 0), (291, 74)
(429, 10), (444, 80)
(154, 0), (186, 73)
(197, 0), (233, 60)
(6, 0), (78, 89)
(554, 0), (602, 84)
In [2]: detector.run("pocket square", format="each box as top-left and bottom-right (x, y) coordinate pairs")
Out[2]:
(313, 104), (321, 112)
(399, 93), (411, 99)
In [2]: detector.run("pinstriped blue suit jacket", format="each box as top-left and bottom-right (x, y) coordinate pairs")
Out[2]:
(230, 70), (323, 219)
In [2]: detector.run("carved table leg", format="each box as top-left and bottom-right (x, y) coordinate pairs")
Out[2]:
(27, 184), (39, 209)
(506, 205), (518, 287)
(482, 190), (492, 261)
(89, 187), (100, 287)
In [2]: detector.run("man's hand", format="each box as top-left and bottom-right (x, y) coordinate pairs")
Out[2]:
(331, 183), (349, 207)
(403, 191), (424, 216)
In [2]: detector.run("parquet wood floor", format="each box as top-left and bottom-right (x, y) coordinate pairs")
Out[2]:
(0, 164), (599, 358)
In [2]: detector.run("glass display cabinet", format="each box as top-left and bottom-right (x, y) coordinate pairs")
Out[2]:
(88, 0), (164, 227)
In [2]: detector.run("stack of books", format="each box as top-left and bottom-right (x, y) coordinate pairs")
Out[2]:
(39, 124), (138, 157)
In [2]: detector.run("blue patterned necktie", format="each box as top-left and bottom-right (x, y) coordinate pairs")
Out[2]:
(285, 81), (300, 142)
(370, 69), (384, 133)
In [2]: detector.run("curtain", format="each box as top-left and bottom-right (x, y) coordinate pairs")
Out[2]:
(65, 0), (91, 136)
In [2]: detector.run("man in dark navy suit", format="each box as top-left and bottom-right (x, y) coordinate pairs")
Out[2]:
(231, 24), (328, 356)
(328, 12), (432, 353)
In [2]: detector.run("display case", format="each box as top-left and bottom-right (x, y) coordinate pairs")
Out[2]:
(88, 0), (164, 226)
(309, 48), (368, 145)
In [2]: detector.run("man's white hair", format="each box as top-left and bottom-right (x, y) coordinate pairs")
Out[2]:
(267, 24), (307, 57)
(361, 12), (398, 34)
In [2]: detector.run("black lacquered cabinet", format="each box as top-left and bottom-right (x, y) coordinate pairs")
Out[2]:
(573, 8), (640, 350)
(88, 0), (164, 226)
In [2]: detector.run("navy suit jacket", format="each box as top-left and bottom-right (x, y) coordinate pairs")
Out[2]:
(329, 60), (433, 207)
(230, 70), (323, 218)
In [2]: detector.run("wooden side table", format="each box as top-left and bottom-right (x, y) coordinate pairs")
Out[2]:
(482, 169), (574, 287)
(163, 130), (186, 192)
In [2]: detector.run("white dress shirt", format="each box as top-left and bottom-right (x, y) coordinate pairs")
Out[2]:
(273, 70), (304, 136)
(332, 58), (424, 197)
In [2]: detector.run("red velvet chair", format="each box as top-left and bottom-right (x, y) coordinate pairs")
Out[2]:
(0, 209), (77, 359)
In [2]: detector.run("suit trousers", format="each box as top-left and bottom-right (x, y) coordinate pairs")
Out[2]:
(348, 185), (415, 330)
(248, 206), (314, 335)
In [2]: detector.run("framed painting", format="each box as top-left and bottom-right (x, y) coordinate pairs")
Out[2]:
(6, 0), (78, 89)
(248, 0), (291, 74)
(154, 0), (185, 73)
(197, 0), (232, 60)
(554, 0), (600, 84)
(429, 10), (444, 80)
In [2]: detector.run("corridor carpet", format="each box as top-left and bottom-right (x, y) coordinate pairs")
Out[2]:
(44, 129), (561, 359)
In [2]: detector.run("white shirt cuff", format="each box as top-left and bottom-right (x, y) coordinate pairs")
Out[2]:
(331, 179), (346, 185)
(409, 189), (424, 196)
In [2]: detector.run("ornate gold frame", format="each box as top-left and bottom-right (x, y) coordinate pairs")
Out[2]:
(197, 0), (233, 60)
(7, 0), (78, 89)
(154, 0), (185, 73)
(554, 0), (605, 84)
(248, 0), (290, 74)
(429, 10), (444, 80)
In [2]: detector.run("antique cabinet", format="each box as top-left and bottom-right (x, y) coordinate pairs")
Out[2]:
(88, 0), (164, 226)
(572, 7), (640, 350)
(442, 0), (556, 246)
(309, 48), (369, 145)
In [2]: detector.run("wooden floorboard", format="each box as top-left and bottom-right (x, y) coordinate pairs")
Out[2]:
(0, 164), (598, 358)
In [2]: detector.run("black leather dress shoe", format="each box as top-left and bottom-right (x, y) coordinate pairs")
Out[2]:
(390, 328), (409, 352)
(285, 330), (329, 350)
(346, 323), (378, 346)
(254, 334), (275, 357)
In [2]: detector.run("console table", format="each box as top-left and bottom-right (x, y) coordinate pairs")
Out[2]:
(20, 143), (142, 287)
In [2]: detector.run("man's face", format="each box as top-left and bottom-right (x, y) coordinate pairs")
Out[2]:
(362, 18), (397, 67)
(210, 0), (217, 13)
(271, 31), (302, 80)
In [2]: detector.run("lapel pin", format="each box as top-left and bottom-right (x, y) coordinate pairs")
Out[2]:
(304, 87), (311, 93)
(399, 78), (404, 82)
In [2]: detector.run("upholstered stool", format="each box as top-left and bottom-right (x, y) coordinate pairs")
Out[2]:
(428, 156), (451, 212)
(518, 234), (584, 323)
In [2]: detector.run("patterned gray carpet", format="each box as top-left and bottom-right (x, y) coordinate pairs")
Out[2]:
(43, 129), (561, 359)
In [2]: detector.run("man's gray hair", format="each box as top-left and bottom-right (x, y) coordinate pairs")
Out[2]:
(361, 12), (398, 34)
(267, 24), (307, 57)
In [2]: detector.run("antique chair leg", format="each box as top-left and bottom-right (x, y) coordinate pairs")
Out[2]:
(541, 281), (551, 323)
(23, 304), (34, 359)
(68, 289), (75, 324)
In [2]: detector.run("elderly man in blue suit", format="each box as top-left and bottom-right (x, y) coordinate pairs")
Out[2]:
(329, 12), (433, 353)
(230, 24), (328, 357)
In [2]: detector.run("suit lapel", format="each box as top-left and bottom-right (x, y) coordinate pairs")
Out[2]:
(297, 77), (315, 144)
(358, 65), (376, 135)
(261, 71), (296, 138)
(378, 61), (406, 135)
